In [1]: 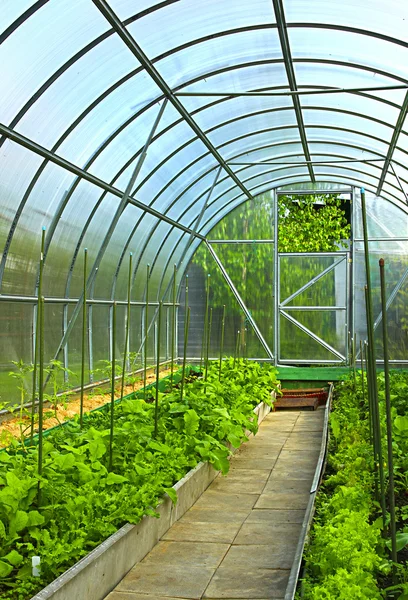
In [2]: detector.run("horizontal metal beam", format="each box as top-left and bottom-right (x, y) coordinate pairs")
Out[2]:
(91, 0), (253, 202)
(282, 306), (347, 311)
(208, 239), (275, 244)
(177, 84), (408, 97)
(229, 158), (385, 166)
(376, 91), (408, 196)
(272, 0), (315, 183)
(0, 294), (179, 306)
(0, 123), (205, 241)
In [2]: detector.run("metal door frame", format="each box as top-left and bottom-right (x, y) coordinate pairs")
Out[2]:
(277, 251), (350, 364)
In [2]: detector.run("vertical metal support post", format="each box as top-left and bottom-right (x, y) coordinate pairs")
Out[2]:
(109, 301), (117, 472)
(88, 302), (94, 382)
(379, 258), (397, 569)
(233, 330), (240, 368)
(120, 253), (133, 401)
(63, 303), (69, 381)
(144, 264), (150, 399)
(154, 301), (162, 439)
(350, 187), (356, 362)
(361, 188), (387, 524)
(31, 227), (46, 443)
(80, 248), (88, 427)
(273, 189), (279, 366)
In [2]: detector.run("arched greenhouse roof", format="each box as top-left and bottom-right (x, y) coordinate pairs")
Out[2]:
(1, 0), (408, 310)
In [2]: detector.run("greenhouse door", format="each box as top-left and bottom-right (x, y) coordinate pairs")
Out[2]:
(277, 252), (349, 364)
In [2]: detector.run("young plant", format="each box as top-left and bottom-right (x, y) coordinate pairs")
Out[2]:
(8, 359), (34, 445)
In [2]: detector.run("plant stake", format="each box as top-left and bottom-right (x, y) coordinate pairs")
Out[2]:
(200, 274), (210, 372)
(204, 308), (213, 382)
(379, 258), (397, 570)
(108, 301), (117, 471)
(154, 301), (162, 439)
(180, 276), (189, 402)
(219, 305), (226, 380)
(31, 227), (46, 444)
(143, 264), (150, 400)
(79, 248), (87, 427)
(170, 264), (177, 389)
(37, 296), (45, 506)
(120, 253), (133, 402)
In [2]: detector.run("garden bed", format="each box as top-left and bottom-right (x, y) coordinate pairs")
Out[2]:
(299, 372), (408, 600)
(0, 359), (279, 600)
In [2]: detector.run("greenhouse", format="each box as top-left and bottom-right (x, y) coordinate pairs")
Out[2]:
(0, 1), (408, 599)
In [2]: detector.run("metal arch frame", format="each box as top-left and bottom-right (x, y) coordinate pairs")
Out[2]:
(150, 141), (407, 299)
(377, 92), (408, 195)
(272, 0), (314, 182)
(90, 0), (253, 204)
(2, 58), (406, 288)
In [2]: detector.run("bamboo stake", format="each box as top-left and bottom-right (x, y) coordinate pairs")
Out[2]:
(120, 253), (133, 402)
(31, 227), (46, 444)
(79, 248), (88, 427)
(200, 274), (210, 372)
(143, 264), (150, 400)
(37, 295), (45, 506)
(108, 301), (117, 472)
(154, 301), (162, 439)
(219, 305), (226, 380)
(170, 264), (177, 390)
(379, 258), (397, 570)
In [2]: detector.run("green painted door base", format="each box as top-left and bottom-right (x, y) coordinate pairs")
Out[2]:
(276, 366), (350, 382)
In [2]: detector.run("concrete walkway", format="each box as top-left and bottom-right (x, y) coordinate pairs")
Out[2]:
(106, 408), (324, 600)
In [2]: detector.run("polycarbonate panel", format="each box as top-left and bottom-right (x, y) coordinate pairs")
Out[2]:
(92, 204), (142, 301)
(278, 181), (352, 192)
(354, 190), (408, 239)
(354, 240), (408, 358)
(0, 1), (38, 33)
(127, 0), (275, 59)
(382, 176), (408, 205)
(155, 28), (283, 90)
(285, 0), (408, 44)
(107, 0), (166, 21)
(306, 127), (390, 157)
(208, 111), (299, 149)
(237, 164), (310, 191)
(179, 63), (289, 113)
(289, 27), (408, 82)
(303, 109), (393, 144)
(279, 313), (344, 362)
(0, 0), (110, 124)
(2, 161), (77, 297)
(229, 143), (305, 166)
(67, 193), (142, 299)
(15, 34), (139, 149)
(136, 143), (213, 214)
(293, 62), (407, 104)
(139, 221), (173, 299)
(0, 302), (33, 407)
(301, 93), (400, 129)
(58, 81), (162, 174)
(307, 143), (384, 163)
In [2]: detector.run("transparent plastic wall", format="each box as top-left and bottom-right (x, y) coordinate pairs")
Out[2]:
(353, 190), (408, 363)
(179, 192), (274, 362)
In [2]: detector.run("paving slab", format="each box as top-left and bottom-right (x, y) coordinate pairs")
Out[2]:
(162, 520), (243, 544)
(180, 507), (250, 524)
(254, 492), (310, 510)
(203, 567), (289, 598)
(193, 490), (259, 511)
(233, 522), (302, 546)
(246, 509), (305, 523)
(107, 408), (324, 600)
(221, 543), (296, 569)
(141, 541), (229, 568)
(117, 564), (215, 599)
